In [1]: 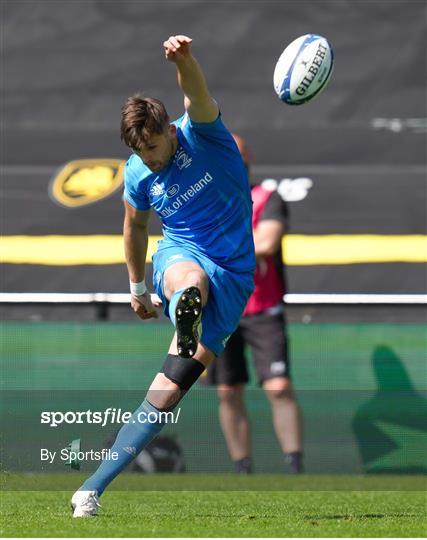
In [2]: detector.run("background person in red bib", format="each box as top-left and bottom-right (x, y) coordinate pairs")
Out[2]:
(203, 134), (304, 474)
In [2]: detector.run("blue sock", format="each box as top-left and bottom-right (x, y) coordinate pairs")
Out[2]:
(80, 399), (167, 496)
(168, 288), (187, 326)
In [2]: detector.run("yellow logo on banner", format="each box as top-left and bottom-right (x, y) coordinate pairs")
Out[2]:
(50, 159), (125, 208)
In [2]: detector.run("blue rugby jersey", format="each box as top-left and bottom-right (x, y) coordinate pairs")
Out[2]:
(124, 113), (255, 273)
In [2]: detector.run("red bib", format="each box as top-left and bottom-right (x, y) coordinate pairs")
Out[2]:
(244, 185), (285, 316)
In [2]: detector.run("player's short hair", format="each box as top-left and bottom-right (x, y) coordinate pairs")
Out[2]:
(120, 95), (170, 151)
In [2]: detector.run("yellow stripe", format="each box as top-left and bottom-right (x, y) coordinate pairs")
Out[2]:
(1, 236), (160, 266)
(1, 235), (426, 266)
(283, 235), (427, 265)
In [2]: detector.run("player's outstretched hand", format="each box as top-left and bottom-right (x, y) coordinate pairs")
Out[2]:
(131, 291), (160, 320)
(163, 35), (193, 63)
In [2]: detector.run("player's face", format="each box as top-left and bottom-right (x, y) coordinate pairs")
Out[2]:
(136, 125), (177, 173)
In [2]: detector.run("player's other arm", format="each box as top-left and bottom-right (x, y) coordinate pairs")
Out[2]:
(163, 35), (219, 123)
(254, 193), (288, 258)
(123, 200), (158, 319)
(253, 219), (285, 258)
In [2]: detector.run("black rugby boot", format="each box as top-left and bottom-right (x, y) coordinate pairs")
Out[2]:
(175, 286), (202, 358)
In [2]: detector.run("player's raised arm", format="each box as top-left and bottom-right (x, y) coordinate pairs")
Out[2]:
(163, 35), (219, 123)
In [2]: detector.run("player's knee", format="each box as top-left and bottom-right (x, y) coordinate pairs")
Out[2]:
(266, 387), (293, 401)
(263, 378), (293, 401)
(181, 270), (209, 304)
(217, 384), (245, 405)
(164, 263), (209, 304)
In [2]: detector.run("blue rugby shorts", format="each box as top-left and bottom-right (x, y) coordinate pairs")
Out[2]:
(152, 243), (254, 356)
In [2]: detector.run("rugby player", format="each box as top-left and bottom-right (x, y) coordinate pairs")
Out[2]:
(71, 35), (255, 517)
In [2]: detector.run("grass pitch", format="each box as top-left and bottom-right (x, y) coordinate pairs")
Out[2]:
(1, 474), (426, 537)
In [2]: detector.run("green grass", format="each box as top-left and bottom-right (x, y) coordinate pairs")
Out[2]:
(1, 474), (426, 537)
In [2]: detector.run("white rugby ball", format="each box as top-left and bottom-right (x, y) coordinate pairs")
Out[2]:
(273, 34), (334, 105)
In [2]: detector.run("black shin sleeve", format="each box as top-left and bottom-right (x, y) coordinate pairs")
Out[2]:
(160, 354), (206, 391)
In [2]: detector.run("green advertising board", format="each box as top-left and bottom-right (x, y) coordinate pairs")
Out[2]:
(1, 321), (426, 474)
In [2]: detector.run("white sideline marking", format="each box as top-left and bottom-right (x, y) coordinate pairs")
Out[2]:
(0, 293), (425, 305)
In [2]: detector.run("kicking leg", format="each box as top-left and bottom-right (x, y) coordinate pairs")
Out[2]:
(72, 263), (213, 515)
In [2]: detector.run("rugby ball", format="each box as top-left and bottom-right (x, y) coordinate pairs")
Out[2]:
(273, 34), (334, 105)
